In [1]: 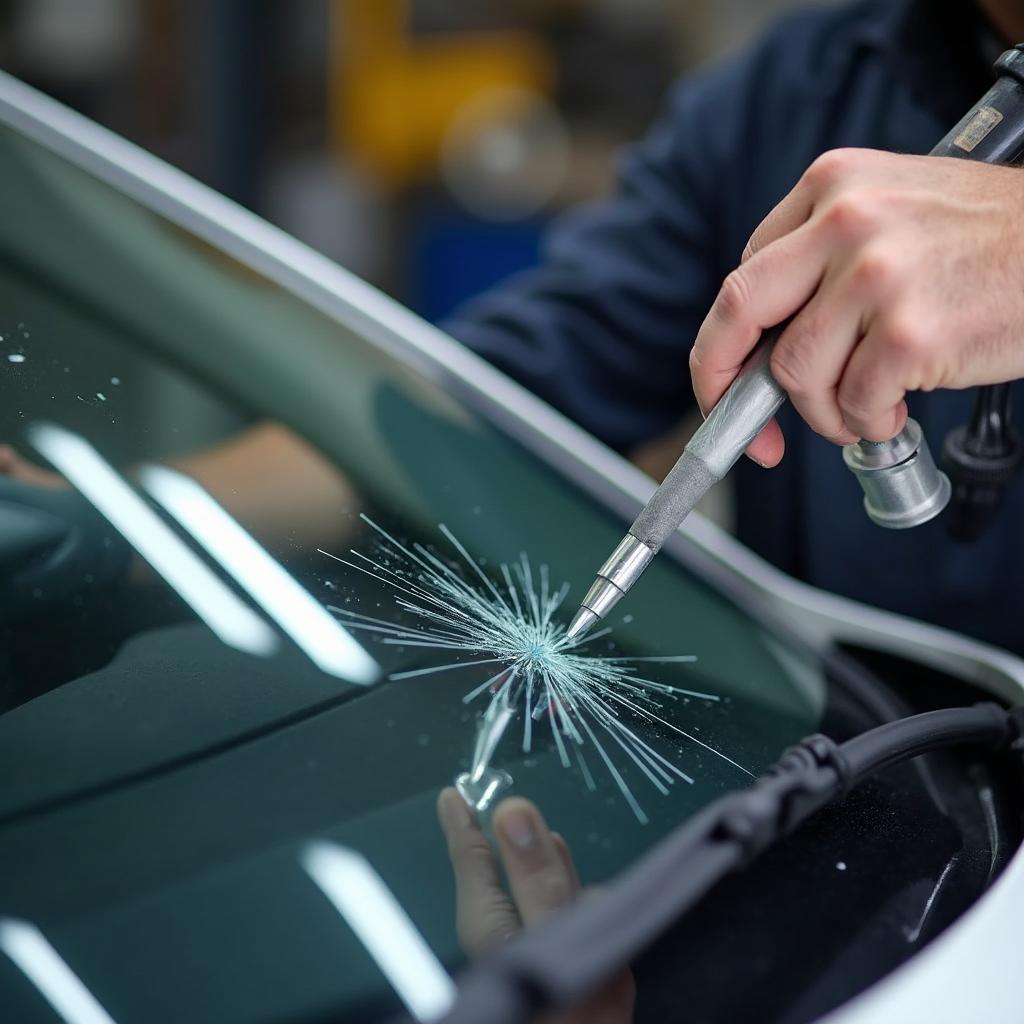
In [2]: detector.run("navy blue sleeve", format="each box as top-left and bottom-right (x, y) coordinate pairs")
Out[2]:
(443, 53), (760, 451)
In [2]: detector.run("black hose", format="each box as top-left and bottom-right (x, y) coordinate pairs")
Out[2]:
(842, 703), (1012, 781)
(420, 703), (1021, 1024)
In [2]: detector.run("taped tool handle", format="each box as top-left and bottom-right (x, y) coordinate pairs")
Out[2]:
(628, 324), (787, 553)
(685, 323), (788, 478)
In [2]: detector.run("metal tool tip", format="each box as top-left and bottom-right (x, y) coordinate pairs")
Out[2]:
(565, 606), (599, 643)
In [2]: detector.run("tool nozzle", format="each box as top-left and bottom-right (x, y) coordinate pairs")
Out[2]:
(565, 606), (599, 643)
(564, 534), (655, 644)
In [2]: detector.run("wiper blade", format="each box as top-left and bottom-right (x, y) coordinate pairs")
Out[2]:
(415, 703), (1017, 1024)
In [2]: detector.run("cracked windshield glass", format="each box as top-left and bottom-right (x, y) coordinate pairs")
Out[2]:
(0, 122), (824, 1018)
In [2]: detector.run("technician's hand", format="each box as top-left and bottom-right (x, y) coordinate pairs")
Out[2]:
(690, 149), (1024, 466)
(437, 787), (635, 1024)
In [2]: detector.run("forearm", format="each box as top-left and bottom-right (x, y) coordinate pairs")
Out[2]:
(163, 422), (359, 555)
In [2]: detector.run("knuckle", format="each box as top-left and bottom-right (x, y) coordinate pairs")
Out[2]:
(715, 269), (754, 324)
(850, 246), (901, 292)
(454, 838), (494, 876)
(741, 224), (766, 263)
(769, 338), (813, 395)
(530, 866), (574, 908)
(881, 310), (929, 359)
(822, 192), (879, 239)
(821, 427), (853, 444)
(837, 383), (872, 423)
(459, 903), (517, 956)
(479, 902), (516, 936)
(804, 148), (856, 188)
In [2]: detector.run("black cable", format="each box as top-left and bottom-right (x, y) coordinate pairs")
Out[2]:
(842, 703), (1012, 781)
(943, 384), (1023, 541)
(416, 703), (1021, 1024)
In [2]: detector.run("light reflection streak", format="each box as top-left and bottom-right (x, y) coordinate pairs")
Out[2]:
(140, 465), (378, 685)
(28, 424), (277, 658)
(0, 917), (117, 1024)
(301, 841), (455, 1022)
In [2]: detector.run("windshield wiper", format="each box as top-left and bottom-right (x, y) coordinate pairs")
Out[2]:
(402, 703), (1020, 1024)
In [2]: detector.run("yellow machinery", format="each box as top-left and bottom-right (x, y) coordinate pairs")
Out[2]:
(330, 0), (555, 189)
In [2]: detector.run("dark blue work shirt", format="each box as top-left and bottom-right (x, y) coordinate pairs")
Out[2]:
(446, 0), (1024, 656)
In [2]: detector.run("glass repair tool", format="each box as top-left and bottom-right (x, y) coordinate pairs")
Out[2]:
(565, 324), (953, 641)
(567, 43), (1024, 641)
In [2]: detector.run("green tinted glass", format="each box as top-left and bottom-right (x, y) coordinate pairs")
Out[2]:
(0, 121), (824, 1022)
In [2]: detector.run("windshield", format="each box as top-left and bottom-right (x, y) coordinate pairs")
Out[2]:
(0, 117), (826, 1022)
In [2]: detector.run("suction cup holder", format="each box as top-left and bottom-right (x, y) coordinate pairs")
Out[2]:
(842, 419), (951, 530)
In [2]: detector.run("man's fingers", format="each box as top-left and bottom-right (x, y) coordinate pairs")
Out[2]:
(692, 158), (914, 462)
(741, 418), (785, 468)
(836, 323), (912, 441)
(743, 148), (898, 261)
(742, 178), (816, 263)
(550, 832), (581, 896)
(690, 216), (834, 465)
(437, 788), (521, 956)
(694, 195), (868, 407)
(692, 217), (828, 404)
(769, 269), (865, 446)
(493, 798), (576, 927)
(687, 346), (786, 467)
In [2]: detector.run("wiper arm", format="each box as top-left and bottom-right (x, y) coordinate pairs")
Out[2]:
(408, 703), (1019, 1024)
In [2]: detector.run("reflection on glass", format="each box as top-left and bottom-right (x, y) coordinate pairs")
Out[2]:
(456, 686), (516, 811)
(140, 465), (378, 685)
(0, 116), (828, 1022)
(0, 917), (117, 1024)
(28, 423), (277, 658)
(435, 788), (637, 1021)
(302, 841), (455, 1023)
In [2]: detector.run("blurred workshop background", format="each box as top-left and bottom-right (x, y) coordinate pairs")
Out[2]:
(0, 0), (819, 324)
